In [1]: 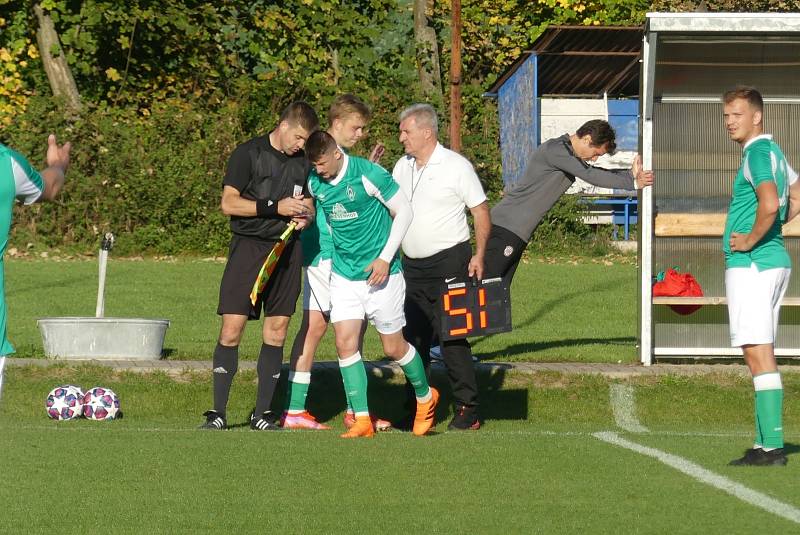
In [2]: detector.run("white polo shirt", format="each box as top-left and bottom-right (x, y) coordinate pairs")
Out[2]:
(393, 142), (486, 259)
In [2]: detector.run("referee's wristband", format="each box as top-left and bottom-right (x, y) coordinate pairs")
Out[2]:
(256, 198), (278, 217)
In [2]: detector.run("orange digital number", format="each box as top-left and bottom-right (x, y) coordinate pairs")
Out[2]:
(478, 288), (487, 328)
(443, 288), (472, 336)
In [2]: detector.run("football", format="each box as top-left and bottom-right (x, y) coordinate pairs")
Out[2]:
(45, 385), (84, 420)
(82, 386), (121, 421)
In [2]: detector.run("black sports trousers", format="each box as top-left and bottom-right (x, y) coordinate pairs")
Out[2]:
(402, 240), (478, 409)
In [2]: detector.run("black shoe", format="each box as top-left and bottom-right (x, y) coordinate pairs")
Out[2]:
(250, 410), (281, 431)
(729, 448), (787, 466)
(391, 413), (414, 432)
(199, 410), (227, 430)
(448, 405), (480, 431)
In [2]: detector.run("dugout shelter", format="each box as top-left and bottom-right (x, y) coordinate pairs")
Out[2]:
(639, 12), (800, 365)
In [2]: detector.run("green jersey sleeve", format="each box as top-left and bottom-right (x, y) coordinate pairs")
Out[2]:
(744, 143), (774, 188)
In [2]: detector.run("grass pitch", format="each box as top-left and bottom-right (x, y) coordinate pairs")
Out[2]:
(5, 256), (638, 362)
(1, 365), (799, 533)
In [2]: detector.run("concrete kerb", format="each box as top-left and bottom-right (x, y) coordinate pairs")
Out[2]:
(6, 358), (800, 378)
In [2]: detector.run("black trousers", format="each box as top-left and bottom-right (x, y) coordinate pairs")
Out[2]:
(483, 224), (527, 285)
(403, 241), (478, 409)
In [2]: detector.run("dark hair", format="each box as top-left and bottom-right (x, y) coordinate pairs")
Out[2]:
(723, 86), (763, 112)
(279, 101), (320, 132)
(305, 130), (339, 162)
(576, 119), (617, 154)
(328, 94), (371, 124)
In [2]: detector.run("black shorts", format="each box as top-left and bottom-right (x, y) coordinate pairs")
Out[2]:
(217, 234), (302, 320)
(484, 224), (527, 284)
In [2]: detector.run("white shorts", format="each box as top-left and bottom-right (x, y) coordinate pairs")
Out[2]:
(329, 271), (406, 334)
(303, 259), (332, 312)
(725, 264), (791, 347)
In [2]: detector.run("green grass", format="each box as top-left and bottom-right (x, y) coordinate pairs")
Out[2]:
(5, 256), (638, 362)
(1, 367), (799, 533)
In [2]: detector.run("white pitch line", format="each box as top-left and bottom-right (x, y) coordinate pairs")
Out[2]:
(0, 356), (6, 402)
(593, 431), (800, 525)
(609, 383), (649, 433)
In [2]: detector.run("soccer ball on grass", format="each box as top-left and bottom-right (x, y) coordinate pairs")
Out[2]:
(82, 386), (121, 421)
(45, 385), (84, 420)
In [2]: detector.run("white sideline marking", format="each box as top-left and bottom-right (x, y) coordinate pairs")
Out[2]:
(593, 431), (800, 525)
(0, 356), (6, 402)
(609, 383), (648, 433)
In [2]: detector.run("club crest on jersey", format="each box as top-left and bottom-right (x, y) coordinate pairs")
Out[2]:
(330, 202), (358, 221)
(346, 184), (355, 201)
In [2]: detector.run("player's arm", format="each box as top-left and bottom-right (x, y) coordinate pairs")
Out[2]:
(785, 166), (800, 222)
(548, 144), (652, 190)
(730, 182), (779, 253)
(364, 185), (413, 286)
(38, 134), (70, 202)
(220, 187), (307, 218)
(468, 201), (490, 280)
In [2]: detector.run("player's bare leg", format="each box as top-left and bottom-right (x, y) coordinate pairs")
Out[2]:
(381, 330), (438, 436)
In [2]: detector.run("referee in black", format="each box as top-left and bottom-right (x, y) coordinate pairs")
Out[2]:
(200, 102), (319, 431)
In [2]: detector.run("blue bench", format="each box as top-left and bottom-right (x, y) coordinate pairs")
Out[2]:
(584, 196), (638, 240)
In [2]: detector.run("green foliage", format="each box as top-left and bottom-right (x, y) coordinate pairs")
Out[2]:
(0, 0), (651, 253)
(651, 0), (800, 11)
(2, 95), (244, 254)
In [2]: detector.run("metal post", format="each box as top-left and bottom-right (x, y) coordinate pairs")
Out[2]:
(639, 28), (657, 366)
(96, 233), (115, 318)
(449, 0), (462, 152)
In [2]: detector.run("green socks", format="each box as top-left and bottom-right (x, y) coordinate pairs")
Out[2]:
(338, 352), (369, 415)
(753, 372), (784, 450)
(286, 371), (311, 414)
(397, 344), (431, 402)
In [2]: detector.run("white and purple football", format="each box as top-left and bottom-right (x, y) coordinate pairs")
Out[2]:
(45, 385), (84, 420)
(82, 386), (121, 421)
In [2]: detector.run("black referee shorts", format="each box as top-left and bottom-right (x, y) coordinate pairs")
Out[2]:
(217, 234), (302, 320)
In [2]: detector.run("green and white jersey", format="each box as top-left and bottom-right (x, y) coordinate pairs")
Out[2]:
(300, 198), (333, 267)
(723, 135), (797, 270)
(308, 153), (402, 281)
(0, 144), (45, 355)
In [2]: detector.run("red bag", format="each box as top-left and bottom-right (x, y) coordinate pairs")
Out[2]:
(653, 268), (704, 315)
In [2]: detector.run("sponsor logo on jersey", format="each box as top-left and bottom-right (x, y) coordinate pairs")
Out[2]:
(330, 202), (358, 221)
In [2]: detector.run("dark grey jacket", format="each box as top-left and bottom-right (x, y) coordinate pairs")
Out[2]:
(491, 134), (635, 242)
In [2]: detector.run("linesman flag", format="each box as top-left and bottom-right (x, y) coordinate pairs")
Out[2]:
(249, 221), (298, 306)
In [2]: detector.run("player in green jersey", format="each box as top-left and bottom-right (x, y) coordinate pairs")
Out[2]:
(304, 130), (438, 438)
(723, 86), (800, 466)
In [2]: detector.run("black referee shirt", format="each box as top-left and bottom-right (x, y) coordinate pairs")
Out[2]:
(223, 134), (311, 241)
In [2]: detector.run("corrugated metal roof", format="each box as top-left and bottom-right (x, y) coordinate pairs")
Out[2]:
(487, 25), (644, 97)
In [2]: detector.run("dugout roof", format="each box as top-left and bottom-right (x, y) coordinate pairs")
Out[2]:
(487, 25), (644, 97)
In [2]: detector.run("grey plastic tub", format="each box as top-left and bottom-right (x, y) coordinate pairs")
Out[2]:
(37, 317), (170, 360)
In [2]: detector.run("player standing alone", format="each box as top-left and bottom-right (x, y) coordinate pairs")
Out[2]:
(305, 130), (438, 438)
(723, 87), (799, 466)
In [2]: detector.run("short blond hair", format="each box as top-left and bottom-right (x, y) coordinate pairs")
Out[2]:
(328, 94), (371, 124)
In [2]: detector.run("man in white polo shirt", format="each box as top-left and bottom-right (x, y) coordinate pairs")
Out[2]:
(392, 103), (490, 430)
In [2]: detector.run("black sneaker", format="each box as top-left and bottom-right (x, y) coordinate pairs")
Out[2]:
(250, 410), (281, 431)
(448, 405), (480, 431)
(391, 413), (414, 432)
(729, 448), (788, 466)
(199, 410), (227, 430)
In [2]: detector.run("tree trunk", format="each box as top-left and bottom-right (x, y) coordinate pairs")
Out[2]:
(449, 0), (462, 152)
(34, 3), (81, 112)
(413, 0), (442, 102)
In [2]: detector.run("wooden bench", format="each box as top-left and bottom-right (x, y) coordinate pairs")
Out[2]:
(655, 213), (800, 237)
(653, 212), (800, 308)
